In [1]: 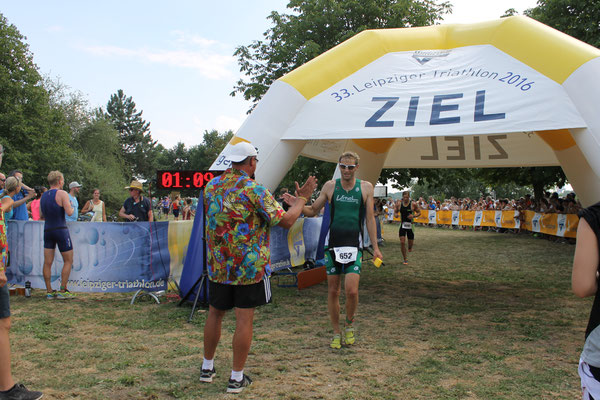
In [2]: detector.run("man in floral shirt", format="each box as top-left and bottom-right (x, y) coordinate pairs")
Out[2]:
(201, 141), (316, 393)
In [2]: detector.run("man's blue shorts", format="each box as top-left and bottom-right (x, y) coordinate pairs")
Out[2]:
(44, 227), (73, 252)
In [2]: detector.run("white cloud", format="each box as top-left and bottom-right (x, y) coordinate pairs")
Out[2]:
(46, 25), (64, 33)
(171, 30), (219, 48)
(212, 114), (244, 133)
(154, 128), (203, 148)
(81, 32), (235, 80)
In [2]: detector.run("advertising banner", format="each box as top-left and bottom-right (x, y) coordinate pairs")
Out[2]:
(283, 45), (585, 147)
(403, 209), (576, 237)
(7, 220), (171, 292)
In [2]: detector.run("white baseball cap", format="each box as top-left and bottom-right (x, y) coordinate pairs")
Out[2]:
(69, 181), (82, 189)
(227, 142), (258, 163)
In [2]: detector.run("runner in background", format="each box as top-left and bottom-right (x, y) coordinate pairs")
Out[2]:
(396, 191), (421, 265)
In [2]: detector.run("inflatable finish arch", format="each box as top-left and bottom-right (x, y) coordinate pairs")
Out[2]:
(211, 16), (600, 206)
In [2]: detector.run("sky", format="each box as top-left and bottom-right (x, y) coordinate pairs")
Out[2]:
(1, 0), (539, 149)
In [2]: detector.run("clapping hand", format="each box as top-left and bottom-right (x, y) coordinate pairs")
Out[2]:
(295, 175), (317, 201)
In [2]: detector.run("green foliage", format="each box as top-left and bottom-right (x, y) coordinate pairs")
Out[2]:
(526, 0), (600, 48)
(71, 118), (130, 214)
(104, 89), (158, 180)
(0, 13), (75, 185)
(276, 156), (337, 195)
(232, 0), (452, 106)
(477, 166), (566, 200)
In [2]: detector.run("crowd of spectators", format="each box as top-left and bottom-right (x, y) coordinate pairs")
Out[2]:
(373, 191), (581, 242)
(374, 191), (582, 216)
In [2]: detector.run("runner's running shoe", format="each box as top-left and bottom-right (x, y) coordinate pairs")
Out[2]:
(55, 290), (76, 300)
(46, 292), (55, 300)
(330, 334), (342, 349)
(345, 326), (355, 345)
(200, 368), (216, 383)
(226, 374), (252, 394)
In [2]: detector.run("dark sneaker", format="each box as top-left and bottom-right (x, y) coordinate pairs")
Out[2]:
(200, 367), (216, 383)
(226, 374), (252, 394)
(0, 383), (43, 400)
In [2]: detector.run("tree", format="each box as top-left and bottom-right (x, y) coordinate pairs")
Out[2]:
(232, 0), (452, 106)
(526, 0), (600, 48)
(477, 166), (566, 200)
(0, 13), (75, 186)
(71, 117), (130, 214)
(104, 89), (158, 179)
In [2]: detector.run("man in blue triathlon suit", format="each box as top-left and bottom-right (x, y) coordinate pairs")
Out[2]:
(292, 151), (382, 349)
(40, 171), (76, 299)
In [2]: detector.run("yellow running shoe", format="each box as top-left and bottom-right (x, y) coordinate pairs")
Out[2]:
(345, 326), (355, 345)
(330, 334), (341, 349)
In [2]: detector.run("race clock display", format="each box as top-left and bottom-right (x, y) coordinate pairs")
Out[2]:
(156, 170), (215, 189)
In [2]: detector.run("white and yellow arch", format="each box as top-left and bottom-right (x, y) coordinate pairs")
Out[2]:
(211, 16), (600, 206)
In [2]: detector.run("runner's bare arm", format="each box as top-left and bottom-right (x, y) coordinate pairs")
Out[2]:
(299, 180), (334, 217)
(572, 218), (599, 298)
(362, 181), (382, 260)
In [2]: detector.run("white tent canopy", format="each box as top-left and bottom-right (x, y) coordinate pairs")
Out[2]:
(211, 16), (600, 206)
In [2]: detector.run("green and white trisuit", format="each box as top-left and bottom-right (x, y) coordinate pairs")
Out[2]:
(324, 179), (365, 275)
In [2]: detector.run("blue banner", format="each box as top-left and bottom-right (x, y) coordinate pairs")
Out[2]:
(270, 217), (323, 271)
(6, 220), (170, 293)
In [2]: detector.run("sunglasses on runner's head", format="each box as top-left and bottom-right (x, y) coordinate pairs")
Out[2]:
(339, 164), (356, 170)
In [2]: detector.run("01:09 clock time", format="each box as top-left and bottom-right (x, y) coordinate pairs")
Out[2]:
(157, 171), (215, 189)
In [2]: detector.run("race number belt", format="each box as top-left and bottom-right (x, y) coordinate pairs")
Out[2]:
(333, 247), (358, 263)
(402, 222), (412, 229)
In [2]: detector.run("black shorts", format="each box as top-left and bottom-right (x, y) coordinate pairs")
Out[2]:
(162, 207), (169, 215)
(172, 209), (180, 218)
(209, 278), (272, 310)
(0, 285), (10, 319)
(398, 228), (415, 240)
(44, 227), (73, 252)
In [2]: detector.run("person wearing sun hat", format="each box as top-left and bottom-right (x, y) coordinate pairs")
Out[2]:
(119, 180), (153, 222)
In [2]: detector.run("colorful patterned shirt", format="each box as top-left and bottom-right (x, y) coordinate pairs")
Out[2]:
(204, 168), (285, 285)
(0, 210), (7, 268)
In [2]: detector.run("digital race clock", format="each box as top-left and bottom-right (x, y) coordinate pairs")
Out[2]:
(156, 170), (216, 189)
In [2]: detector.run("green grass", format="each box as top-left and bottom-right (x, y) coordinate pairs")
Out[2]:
(7, 225), (585, 399)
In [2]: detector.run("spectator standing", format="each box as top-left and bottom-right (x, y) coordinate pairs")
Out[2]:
(1, 178), (22, 222)
(81, 189), (106, 222)
(277, 188), (291, 212)
(201, 142), (316, 393)
(0, 144), (43, 399)
(5, 171), (35, 220)
(161, 197), (170, 220)
(27, 187), (46, 221)
(182, 198), (194, 220)
(119, 181), (153, 222)
(40, 171), (76, 300)
(171, 196), (181, 221)
(65, 182), (82, 222)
